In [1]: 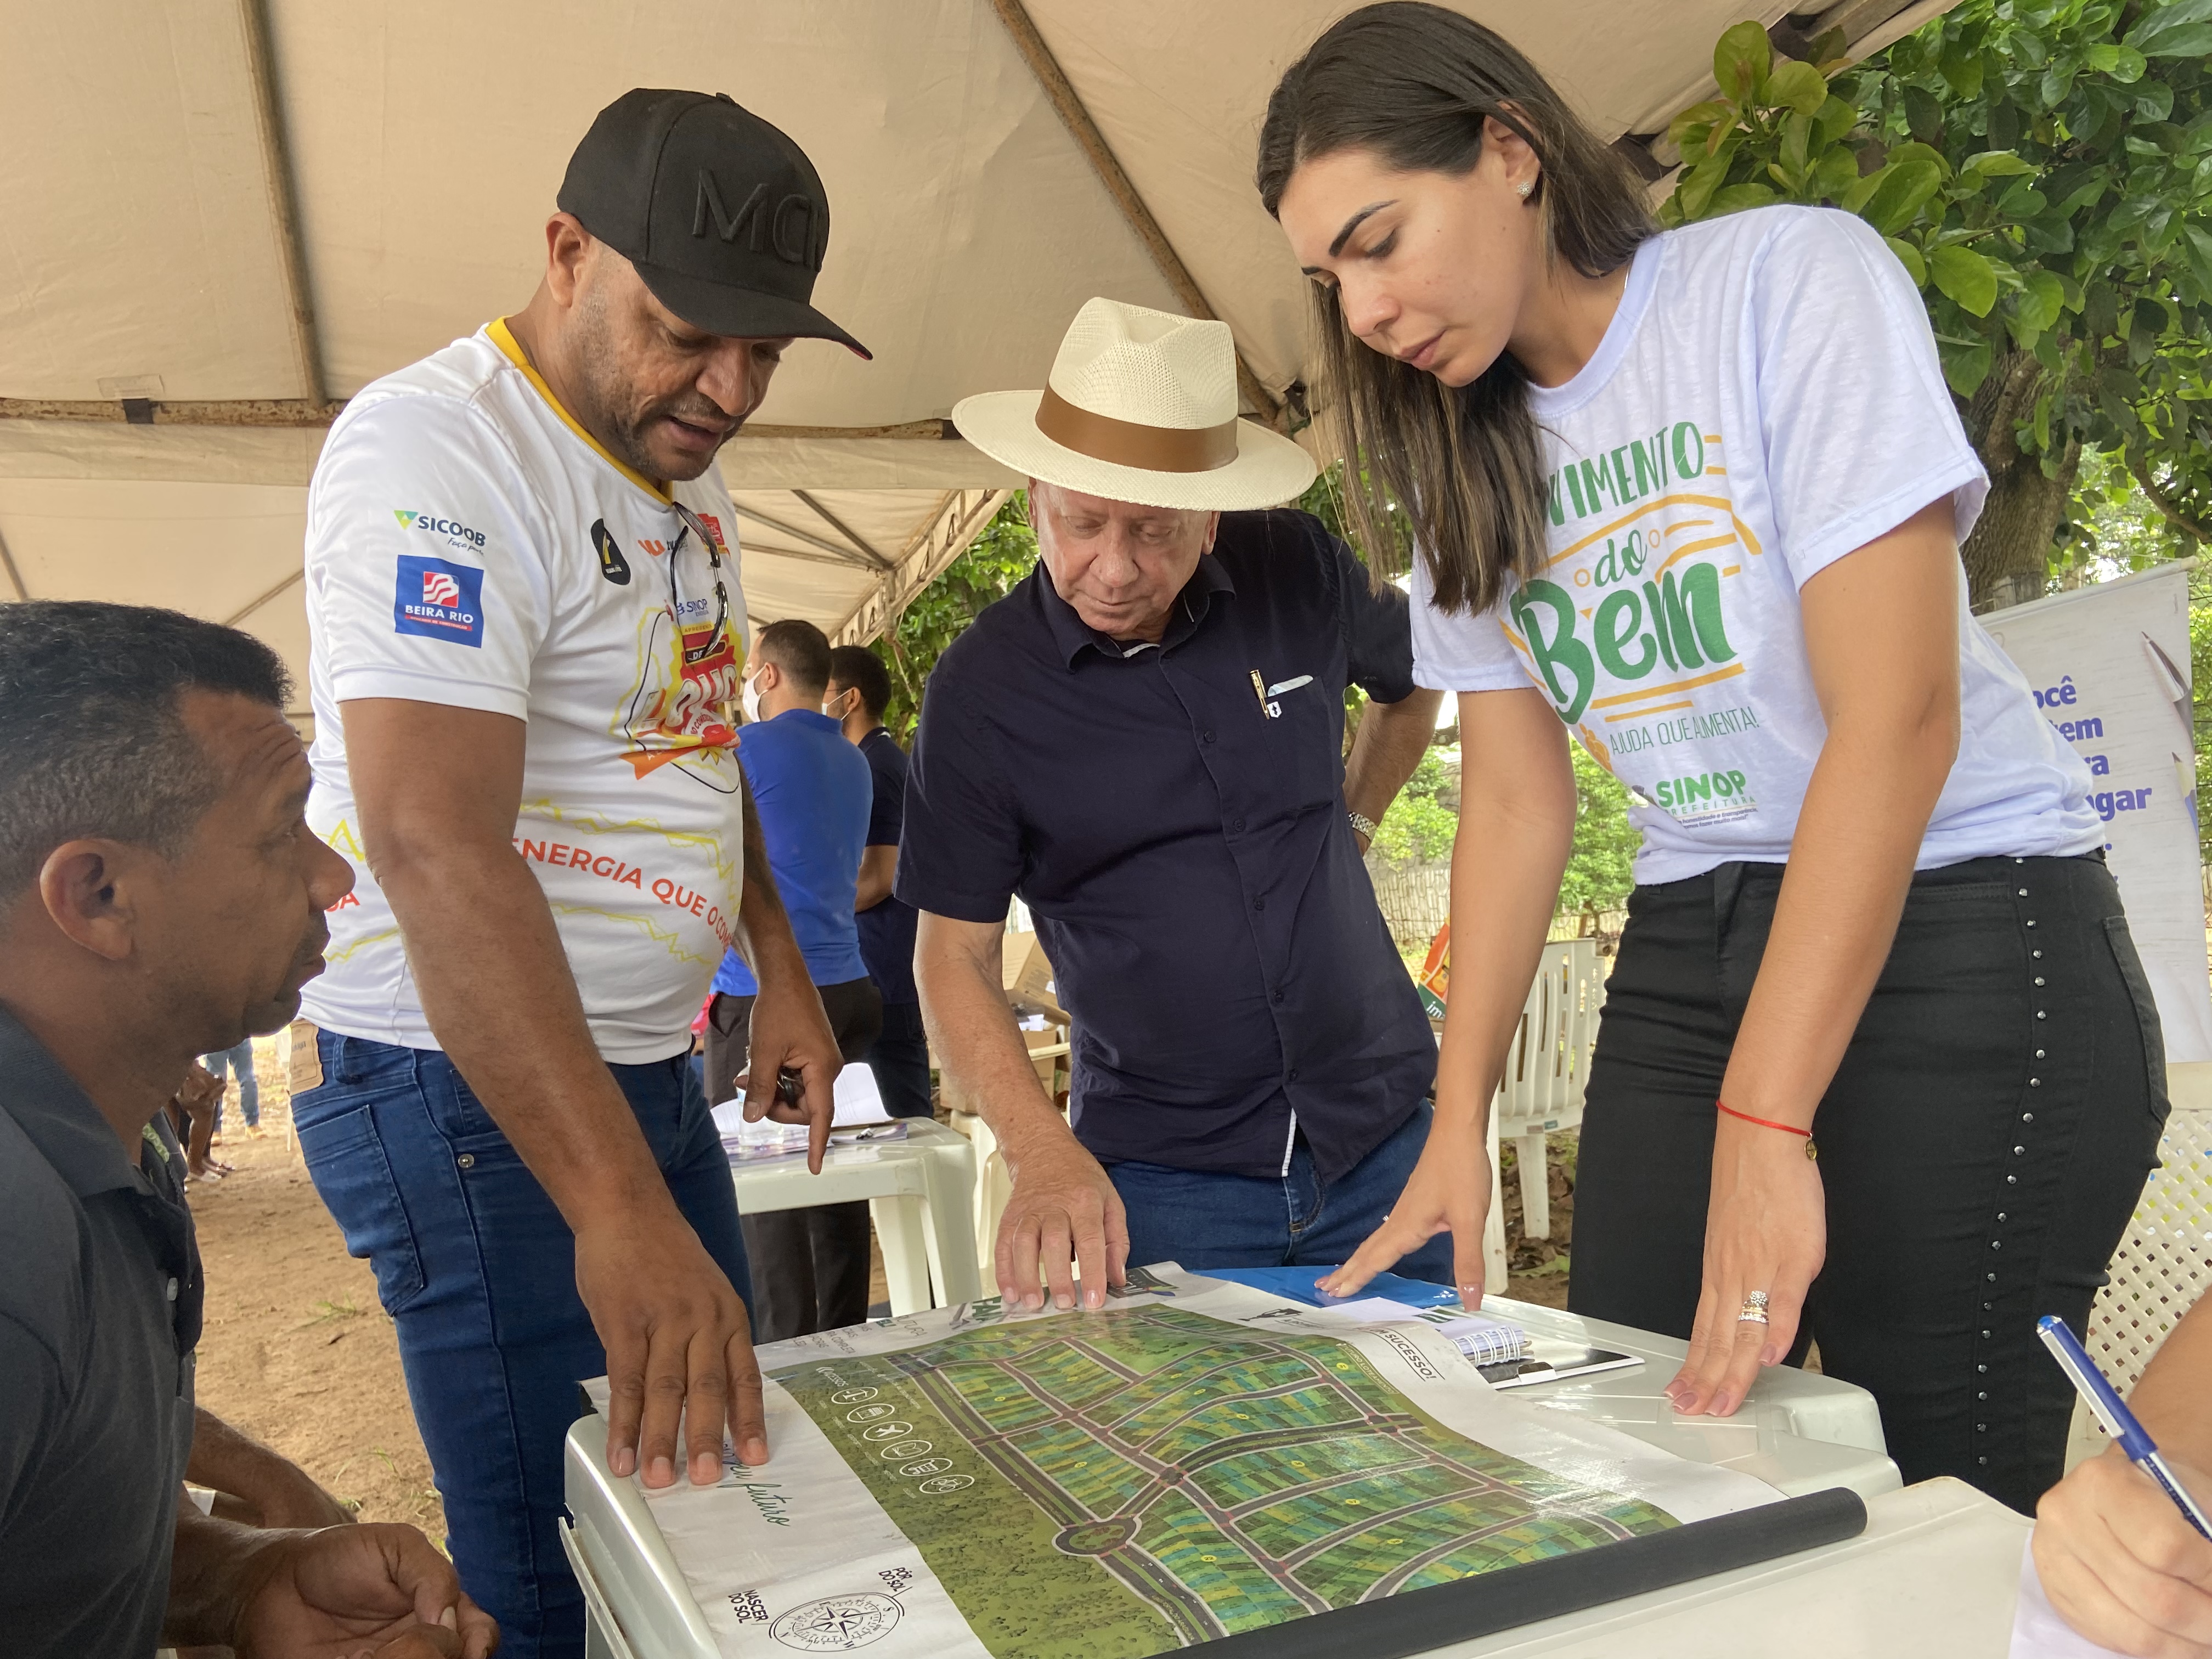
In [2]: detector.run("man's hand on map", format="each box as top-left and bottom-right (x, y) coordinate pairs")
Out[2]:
(1315, 1110), (1492, 1308)
(1667, 1116), (1826, 1418)
(581, 1203), (769, 1487)
(997, 1132), (1128, 1312)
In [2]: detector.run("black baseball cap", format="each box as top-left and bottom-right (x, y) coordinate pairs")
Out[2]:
(558, 88), (870, 359)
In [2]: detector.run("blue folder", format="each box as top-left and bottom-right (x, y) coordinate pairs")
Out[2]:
(1199, 1265), (1463, 1311)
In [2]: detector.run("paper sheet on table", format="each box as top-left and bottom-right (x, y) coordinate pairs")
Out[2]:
(2010, 1537), (2130, 1657)
(711, 1063), (894, 1149)
(1307, 1296), (1531, 1365)
(582, 1263), (1786, 1658)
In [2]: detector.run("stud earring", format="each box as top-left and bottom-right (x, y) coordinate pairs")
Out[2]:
(1517, 179), (1536, 200)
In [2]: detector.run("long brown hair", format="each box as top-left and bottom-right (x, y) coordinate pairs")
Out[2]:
(1257, 2), (1655, 614)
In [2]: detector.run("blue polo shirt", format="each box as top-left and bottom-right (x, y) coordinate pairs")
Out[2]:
(898, 507), (1435, 1183)
(713, 708), (873, 995)
(856, 727), (921, 1006)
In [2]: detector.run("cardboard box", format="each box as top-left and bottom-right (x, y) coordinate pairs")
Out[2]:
(1002, 928), (1067, 1024)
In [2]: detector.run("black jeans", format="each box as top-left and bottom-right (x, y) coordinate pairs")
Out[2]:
(1570, 855), (2168, 1513)
(864, 998), (935, 1120)
(707, 978), (883, 1342)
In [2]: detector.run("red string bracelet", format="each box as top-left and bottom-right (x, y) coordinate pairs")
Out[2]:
(1718, 1101), (1819, 1160)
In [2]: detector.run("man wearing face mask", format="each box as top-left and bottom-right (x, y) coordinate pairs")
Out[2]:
(707, 618), (881, 1341)
(294, 90), (865, 1658)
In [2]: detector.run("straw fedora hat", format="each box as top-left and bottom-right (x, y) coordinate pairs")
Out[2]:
(952, 298), (1316, 512)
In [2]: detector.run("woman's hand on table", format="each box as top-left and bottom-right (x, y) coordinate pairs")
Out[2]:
(1667, 1115), (1825, 1418)
(1316, 1113), (1493, 1308)
(2034, 1445), (2212, 1658)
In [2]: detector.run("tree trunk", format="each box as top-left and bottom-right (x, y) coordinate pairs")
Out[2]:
(1955, 349), (2079, 613)
(1961, 449), (2077, 611)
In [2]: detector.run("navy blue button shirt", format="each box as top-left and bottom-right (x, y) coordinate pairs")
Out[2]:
(856, 726), (921, 1006)
(898, 508), (1435, 1183)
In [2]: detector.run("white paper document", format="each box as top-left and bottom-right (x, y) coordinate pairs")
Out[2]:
(711, 1064), (894, 1153)
(583, 1265), (1783, 1657)
(2010, 1537), (2131, 1658)
(1305, 1296), (1531, 1366)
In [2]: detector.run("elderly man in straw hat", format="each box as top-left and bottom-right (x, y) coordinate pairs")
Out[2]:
(902, 297), (1448, 1311)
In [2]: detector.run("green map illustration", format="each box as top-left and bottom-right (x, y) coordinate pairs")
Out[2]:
(768, 1301), (1677, 1657)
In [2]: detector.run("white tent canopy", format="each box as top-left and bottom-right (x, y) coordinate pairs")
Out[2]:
(0, 0), (1952, 698)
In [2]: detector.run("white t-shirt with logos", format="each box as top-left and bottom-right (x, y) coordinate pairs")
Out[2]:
(1412, 206), (2100, 884)
(301, 320), (750, 1063)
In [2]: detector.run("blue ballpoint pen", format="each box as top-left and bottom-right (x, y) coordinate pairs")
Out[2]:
(2038, 1313), (2212, 1540)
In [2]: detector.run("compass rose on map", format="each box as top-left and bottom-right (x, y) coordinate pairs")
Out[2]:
(769, 1591), (902, 1651)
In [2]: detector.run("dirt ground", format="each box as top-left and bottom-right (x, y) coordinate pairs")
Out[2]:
(187, 1044), (447, 1535)
(188, 1043), (1573, 1551)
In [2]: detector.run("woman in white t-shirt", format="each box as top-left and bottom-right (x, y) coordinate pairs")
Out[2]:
(1258, 1), (2166, 1513)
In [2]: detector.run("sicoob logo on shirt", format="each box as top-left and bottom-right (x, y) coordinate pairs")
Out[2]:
(393, 555), (484, 647)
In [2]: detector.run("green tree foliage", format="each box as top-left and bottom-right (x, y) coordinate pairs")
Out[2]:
(1557, 744), (1641, 917)
(1663, 2), (2212, 606)
(1370, 749), (1460, 865)
(870, 495), (1039, 741)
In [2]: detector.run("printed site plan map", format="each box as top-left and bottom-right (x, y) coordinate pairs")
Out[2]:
(583, 1267), (1781, 1658)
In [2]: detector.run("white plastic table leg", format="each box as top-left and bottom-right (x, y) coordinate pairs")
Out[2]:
(868, 1193), (934, 1316)
(1483, 1110), (1510, 1295)
(1520, 1127), (1551, 1240)
(916, 1130), (983, 1307)
(970, 1115), (1013, 1274)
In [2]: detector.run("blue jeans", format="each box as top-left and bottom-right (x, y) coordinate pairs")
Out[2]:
(1107, 1103), (1451, 1283)
(201, 1038), (258, 1131)
(292, 1032), (751, 1659)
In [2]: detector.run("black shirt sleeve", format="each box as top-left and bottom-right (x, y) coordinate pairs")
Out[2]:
(864, 742), (904, 849)
(1328, 527), (1418, 704)
(895, 662), (1025, 924)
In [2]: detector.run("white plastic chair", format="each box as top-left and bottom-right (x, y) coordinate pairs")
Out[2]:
(2064, 1062), (2212, 1471)
(1490, 938), (1606, 1242)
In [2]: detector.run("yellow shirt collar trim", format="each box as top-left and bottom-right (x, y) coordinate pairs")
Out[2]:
(486, 317), (671, 503)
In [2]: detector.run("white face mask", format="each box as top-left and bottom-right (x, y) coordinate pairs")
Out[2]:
(741, 671), (766, 726)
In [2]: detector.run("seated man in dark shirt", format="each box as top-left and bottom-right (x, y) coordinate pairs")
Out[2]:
(0, 601), (496, 1659)
(906, 298), (1445, 1312)
(825, 644), (932, 1122)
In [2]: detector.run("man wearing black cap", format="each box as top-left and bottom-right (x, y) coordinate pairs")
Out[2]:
(294, 89), (867, 1658)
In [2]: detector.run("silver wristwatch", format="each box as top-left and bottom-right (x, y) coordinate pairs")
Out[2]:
(1347, 810), (1379, 842)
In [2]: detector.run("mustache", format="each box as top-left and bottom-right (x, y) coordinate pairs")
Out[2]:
(649, 396), (742, 436)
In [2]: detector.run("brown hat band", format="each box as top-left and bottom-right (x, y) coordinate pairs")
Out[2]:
(1034, 386), (1240, 473)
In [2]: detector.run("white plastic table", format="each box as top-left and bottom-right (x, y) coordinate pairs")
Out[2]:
(1435, 1476), (2029, 1657)
(560, 1289), (1912, 1659)
(728, 1119), (981, 1317)
(1479, 1294), (1896, 1499)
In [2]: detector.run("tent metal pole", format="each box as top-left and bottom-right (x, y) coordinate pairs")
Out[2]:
(830, 487), (1012, 647)
(0, 398), (961, 439)
(792, 490), (893, 570)
(743, 541), (882, 573)
(723, 503), (881, 568)
(223, 566), (303, 628)
(0, 524), (27, 601)
(989, 0), (1286, 432)
(240, 0), (331, 412)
